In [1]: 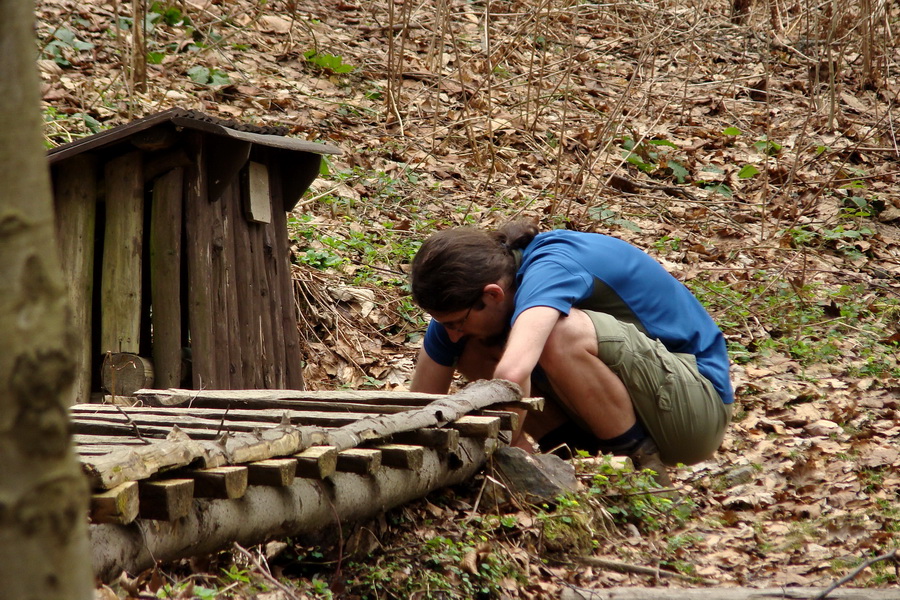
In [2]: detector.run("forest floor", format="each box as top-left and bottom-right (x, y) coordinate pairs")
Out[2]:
(37, 0), (900, 597)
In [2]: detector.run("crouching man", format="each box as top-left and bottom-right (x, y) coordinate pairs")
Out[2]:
(407, 221), (734, 486)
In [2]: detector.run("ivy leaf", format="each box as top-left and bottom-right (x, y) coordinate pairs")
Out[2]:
(738, 164), (760, 179)
(187, 65), (210, 84)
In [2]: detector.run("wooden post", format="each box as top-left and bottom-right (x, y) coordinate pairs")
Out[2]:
(262, 221), (287, 388)
(149, 168), (183, 388)
(101, 151), (144, 355)
(221, 184), (243, 388)
(53, 155), (98, 405)
(250, 221), (276, 388)
(269, 164), (304, 389)
(183, 133), (217, 389)
(230, 185), (263, 388)
(209, 180), (232, 387)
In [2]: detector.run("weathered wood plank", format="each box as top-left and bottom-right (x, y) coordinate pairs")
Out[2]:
(139, 479), (194, 520)
(149, 167), (183, 388)
(90, 481), (139, 525)
(229, 184), (263, 388)
(336, 448), (382, 475)
(75, 402), (411, 420)
(183, 133), (217, 388)
(250, 218), (276, 387)
(262, 219), (286, 388)
(268, 164), (304, 389)
(375, 444), (424, 470)
(189, 466), (248, 499)
(53, 154), (98, 405)
(135, 388), (544, 412)
(390, 428), (460, 452)
(243, 161), (272, 223)
(209, 179), (233, 387)
(448, 416), (500, 439)
(101, 150), (144, 354)
(294, 446), (337, 479)
(222, 183), (243, 388)
(247, 458), (297, 487)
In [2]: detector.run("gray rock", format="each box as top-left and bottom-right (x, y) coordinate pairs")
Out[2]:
(491, 446), (581, 503)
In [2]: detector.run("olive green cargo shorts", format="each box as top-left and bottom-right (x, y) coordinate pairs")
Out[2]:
(586, 310), (733, 466)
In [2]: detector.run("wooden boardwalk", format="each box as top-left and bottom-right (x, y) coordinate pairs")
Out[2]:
(72, 381), (532, 580)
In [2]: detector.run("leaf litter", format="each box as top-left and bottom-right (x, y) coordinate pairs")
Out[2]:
(35, 0), (900, 596)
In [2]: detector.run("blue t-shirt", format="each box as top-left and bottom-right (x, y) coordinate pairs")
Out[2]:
(422, 230), (734, 404)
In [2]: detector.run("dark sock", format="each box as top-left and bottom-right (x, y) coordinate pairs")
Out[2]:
(595, 420), (648, 456)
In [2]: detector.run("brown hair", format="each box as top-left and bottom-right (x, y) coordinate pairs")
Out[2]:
(410, 220), (539, 313)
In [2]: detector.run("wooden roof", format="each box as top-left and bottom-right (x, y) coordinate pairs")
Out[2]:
(47, 108), (341, 164)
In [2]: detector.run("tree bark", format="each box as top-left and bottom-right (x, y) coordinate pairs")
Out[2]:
(0, 1), (93, 598)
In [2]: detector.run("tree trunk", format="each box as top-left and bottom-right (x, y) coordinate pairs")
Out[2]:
(0, 1), (94, 598)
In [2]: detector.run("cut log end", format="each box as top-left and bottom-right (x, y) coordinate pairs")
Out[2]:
(102, 353), (154, 397)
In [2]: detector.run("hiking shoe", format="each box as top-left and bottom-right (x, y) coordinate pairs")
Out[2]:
(629, 437), (674, 489)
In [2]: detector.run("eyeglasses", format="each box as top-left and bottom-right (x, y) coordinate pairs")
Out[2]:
(440, 306), (473, 333)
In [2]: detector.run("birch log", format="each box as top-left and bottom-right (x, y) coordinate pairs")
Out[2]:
(90, 435), (491, 582)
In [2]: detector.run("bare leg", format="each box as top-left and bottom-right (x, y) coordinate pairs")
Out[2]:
(538, 309), (636, 439)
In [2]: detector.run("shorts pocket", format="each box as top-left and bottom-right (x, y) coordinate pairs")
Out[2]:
(596, 334), (628, 370)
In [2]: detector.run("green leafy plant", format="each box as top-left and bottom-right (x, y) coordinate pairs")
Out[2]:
(42, 26), (94, 67)
(619, 135), (691, 184)
(187, 65), (231, 85)
(304, 50), (355, 74)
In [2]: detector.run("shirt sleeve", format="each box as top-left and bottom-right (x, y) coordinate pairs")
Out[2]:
(422, 319), (467, 366)
(512, 259), (594, 323)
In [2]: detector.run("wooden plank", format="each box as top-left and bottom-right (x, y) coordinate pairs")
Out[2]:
(149, 167), (183, 388)
(135, 389), (545, 412)
(247, 458), (297, 487)
(268, 164), (304, 389)
(375, 444), (424, 470)
(390, 428), (460, 452)
(336, 448), (381, 475)
(230, 184), (263, 388)
(209, 177), (232, 388)
(100, 150), (144, 354)
(294, 446), (337, 479)
(244, 161), (272, 223)
(183, 133), (217, 388)
(222, 184), (243, 388)
(448, 415), (500, 439)
(250, 218), (276, 387)
(262, 220), (286, 388)
(73, 402), (403, 422)
(139, 479), (194, 520)
(53, 155), (98, 405)
(90, 481), (139, 524)
(189, 466), (248, 499)
(478, 409), (518, 432)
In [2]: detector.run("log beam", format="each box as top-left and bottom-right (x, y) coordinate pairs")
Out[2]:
(90, 436), (491, 581)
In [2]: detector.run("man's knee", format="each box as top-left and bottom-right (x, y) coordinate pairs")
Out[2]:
(540, 310), (597, 369)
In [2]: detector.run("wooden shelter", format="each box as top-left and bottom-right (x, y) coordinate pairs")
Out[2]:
(48, 109), (341, 403)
